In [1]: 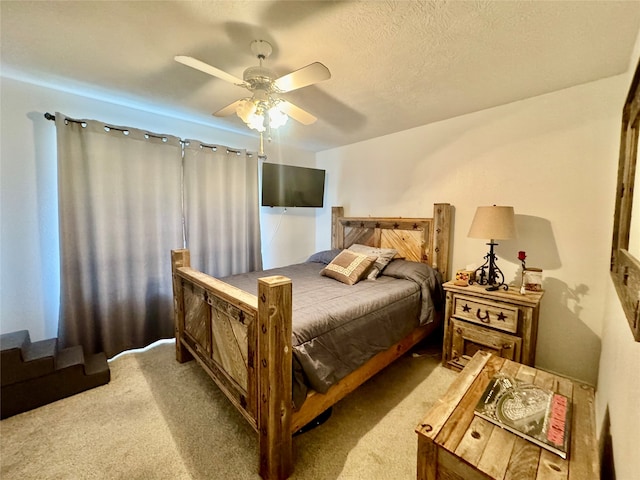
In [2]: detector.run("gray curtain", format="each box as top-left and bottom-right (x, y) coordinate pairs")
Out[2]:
(55, 114), (183, 357)
(183, 140), (262, 277)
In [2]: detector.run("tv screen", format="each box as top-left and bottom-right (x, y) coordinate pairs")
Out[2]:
(261, 163), (325, 208)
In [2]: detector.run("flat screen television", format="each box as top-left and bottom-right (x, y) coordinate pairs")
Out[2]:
(261, 162), (325, 208)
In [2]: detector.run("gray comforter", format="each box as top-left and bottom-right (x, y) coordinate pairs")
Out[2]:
(221, 257), (443, 408)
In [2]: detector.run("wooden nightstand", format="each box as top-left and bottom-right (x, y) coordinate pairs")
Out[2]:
(442, 281), (543, 371)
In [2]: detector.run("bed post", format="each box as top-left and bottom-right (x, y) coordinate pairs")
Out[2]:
(171, 249), (193, 363)
(432, 203), (452, 281)
(331, 206), (345, 249)
(257, 275), (293, 480)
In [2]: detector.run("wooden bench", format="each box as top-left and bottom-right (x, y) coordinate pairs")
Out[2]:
(416, 351), (598, 479)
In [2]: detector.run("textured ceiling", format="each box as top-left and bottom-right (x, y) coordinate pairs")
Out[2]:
(2, 1), (640, 152)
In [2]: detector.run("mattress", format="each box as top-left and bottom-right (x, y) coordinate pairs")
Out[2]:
(221, 257), (444, 408)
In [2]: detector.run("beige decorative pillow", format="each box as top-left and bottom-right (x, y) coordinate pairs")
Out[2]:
(321, 250), (377, 285)
(348, 244), (398, 279)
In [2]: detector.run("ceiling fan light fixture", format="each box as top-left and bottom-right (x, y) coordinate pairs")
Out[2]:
(246, 113), (267, 132)
(236, 97), (288, 133)
(237, 101), (265, 132)
(268, 104), (288, 129)
(236, 99), (257, 123)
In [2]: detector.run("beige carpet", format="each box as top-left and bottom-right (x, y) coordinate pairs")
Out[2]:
(0, 339), (456, 480)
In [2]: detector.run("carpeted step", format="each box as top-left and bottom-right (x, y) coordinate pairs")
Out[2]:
(55, 345), (84, 370)
(1, 350), (111, 419)
(0, 330), (30, 351)
(24, 338), (57, 362)
(1, 331), (31, 387)
(56, 346), (109, 380)
(1, 333), (57, 387)
(0, 331), (111, 419)
(84, 352), (110, 380)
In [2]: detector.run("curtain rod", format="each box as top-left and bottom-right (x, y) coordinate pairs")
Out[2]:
(44, 112), (259, 158)
(45, 112), (86, 125)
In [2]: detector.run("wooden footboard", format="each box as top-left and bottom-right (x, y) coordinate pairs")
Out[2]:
(172, 249), (294, 479)
(171, 203), (452, 480)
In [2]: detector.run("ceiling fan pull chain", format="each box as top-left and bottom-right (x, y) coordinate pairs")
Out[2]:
(259, 132), (265, 158)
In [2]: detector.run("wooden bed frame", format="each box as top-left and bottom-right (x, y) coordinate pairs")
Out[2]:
(171, 203), (452, 480)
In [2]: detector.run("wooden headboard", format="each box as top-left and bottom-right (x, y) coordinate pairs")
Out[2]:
(331, 203), (452, 281)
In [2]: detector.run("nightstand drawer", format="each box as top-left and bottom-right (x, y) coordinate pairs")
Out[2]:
(452, 294), (518, 333)
(448, 319), (522, 370)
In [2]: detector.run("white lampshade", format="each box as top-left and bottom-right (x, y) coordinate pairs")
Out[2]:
(236, 98), (289, 133)
(268, 105), (288, 129)
(468, 206), (517, 240)
(236, 99), (257, 123)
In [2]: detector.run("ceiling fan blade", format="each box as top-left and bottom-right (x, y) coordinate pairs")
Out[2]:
(213, 99), (243, 117)
(175, 55), (247, 86)
(279, 101), (317, 125)
(274, 62), (331, 93)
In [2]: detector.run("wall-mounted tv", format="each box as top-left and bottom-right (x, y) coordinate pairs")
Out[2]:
(261, 163), (325, 208)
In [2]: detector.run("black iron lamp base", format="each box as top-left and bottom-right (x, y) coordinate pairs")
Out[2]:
(471, 241), (508, 291)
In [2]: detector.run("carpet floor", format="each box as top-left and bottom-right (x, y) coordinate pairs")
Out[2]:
(0, 339), (456, 479)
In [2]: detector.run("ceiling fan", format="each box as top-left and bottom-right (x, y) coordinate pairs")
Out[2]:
(175, 40), (331, 136)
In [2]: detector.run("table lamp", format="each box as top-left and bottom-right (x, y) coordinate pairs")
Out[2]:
(468, 205), (516, 291)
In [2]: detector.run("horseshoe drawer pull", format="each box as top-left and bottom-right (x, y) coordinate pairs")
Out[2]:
(476, 309), (490, 323)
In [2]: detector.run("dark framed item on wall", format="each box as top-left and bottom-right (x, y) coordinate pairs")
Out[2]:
(611, 59), (640, 342)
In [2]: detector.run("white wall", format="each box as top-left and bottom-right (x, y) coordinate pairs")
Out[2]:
(597, 284), (640, 479)
(0, 75), (316, 342)
(595, 32), (640, 480)
(317, 75), (626, 387)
